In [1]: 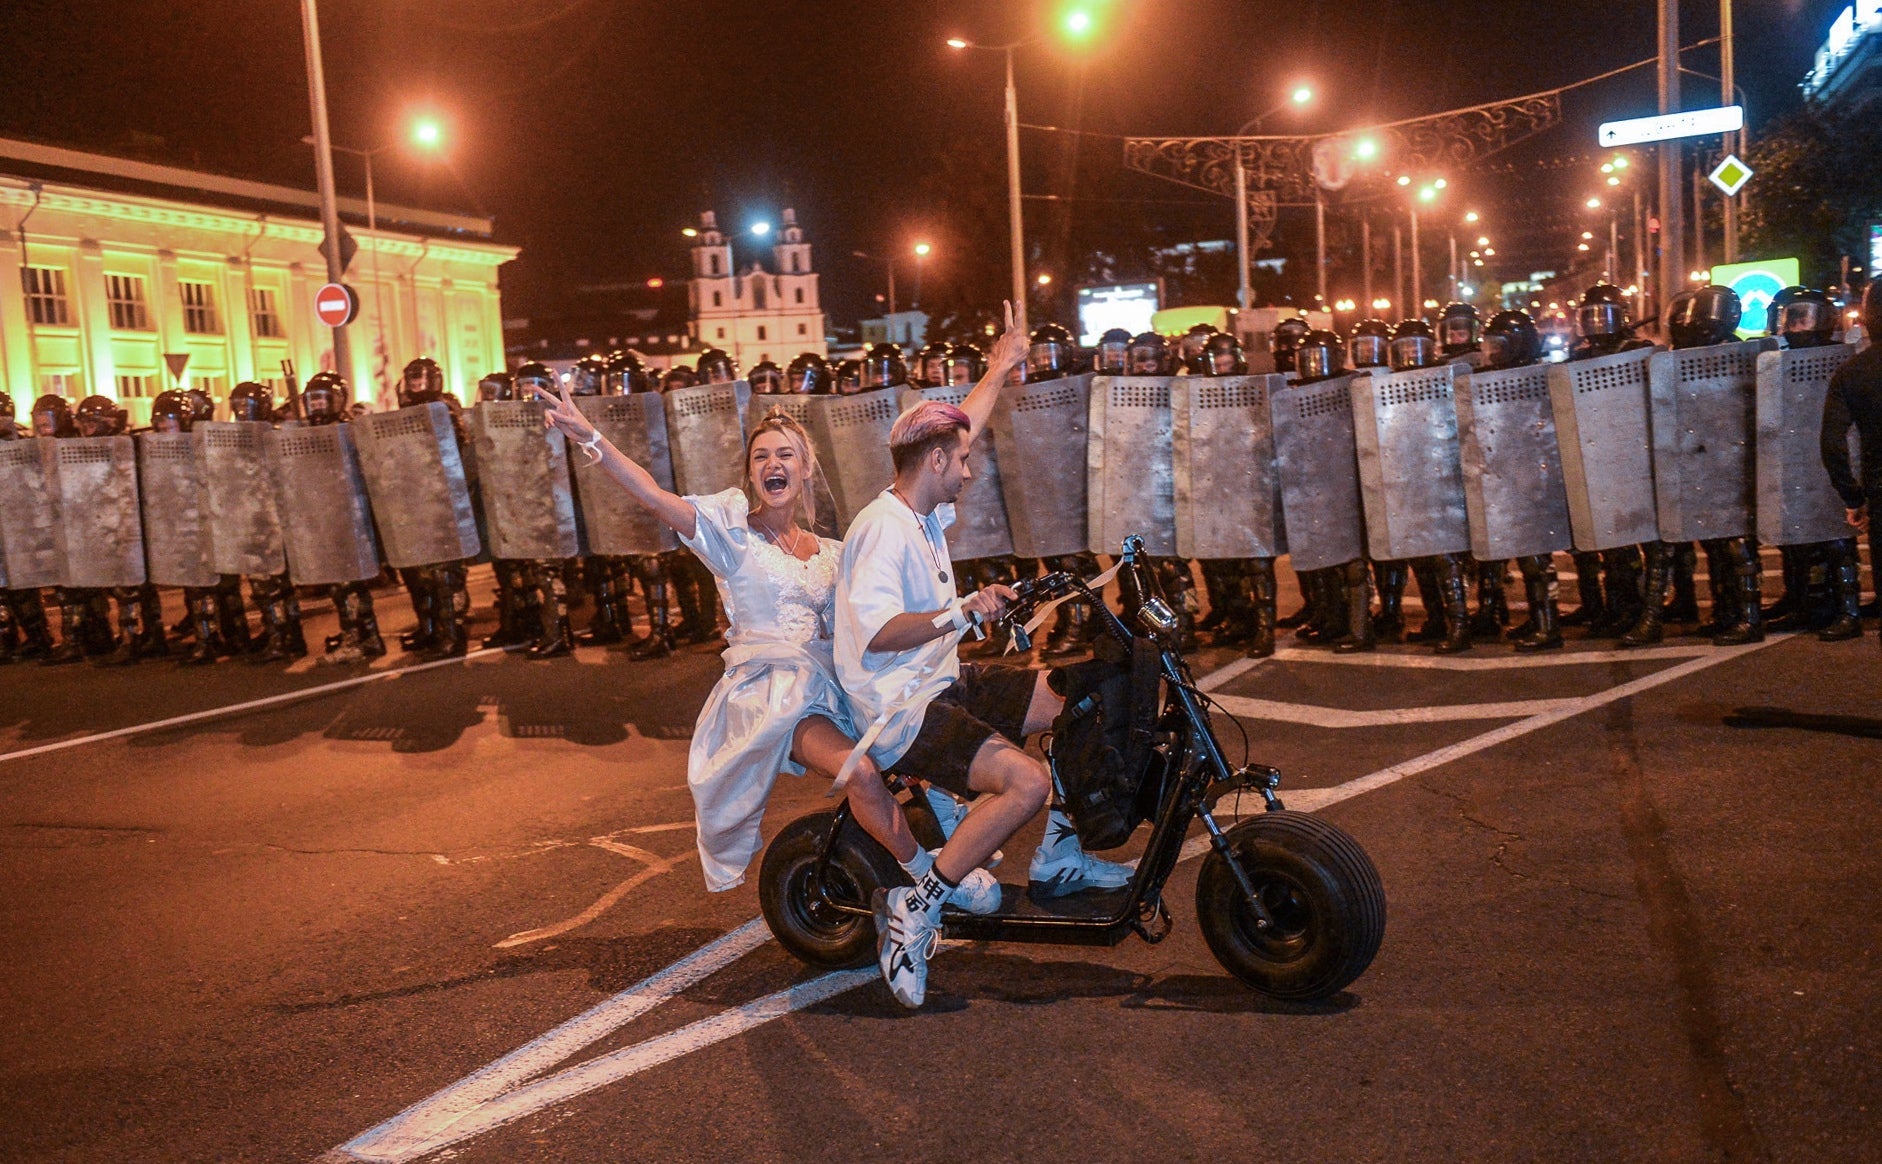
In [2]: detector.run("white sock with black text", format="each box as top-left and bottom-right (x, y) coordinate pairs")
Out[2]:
(910, 866), (956, 924)
(898, 847), (936, 881)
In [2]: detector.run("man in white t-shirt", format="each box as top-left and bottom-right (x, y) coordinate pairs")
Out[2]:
(835, 306), (1131, 1009)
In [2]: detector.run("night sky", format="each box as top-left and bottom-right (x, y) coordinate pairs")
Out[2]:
(0, 0), (1850, 324)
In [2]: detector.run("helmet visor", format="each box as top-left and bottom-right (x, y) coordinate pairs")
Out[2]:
(1780, 299), (1836, 336)
(1576, 301), (1625, 339)
(1297, 345), (1341, 381)
(1349, 334), (1388, 368)
(1388, 334), (1433, 371)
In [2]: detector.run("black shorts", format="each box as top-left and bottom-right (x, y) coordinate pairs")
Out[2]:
(893, 663), (1038, 797)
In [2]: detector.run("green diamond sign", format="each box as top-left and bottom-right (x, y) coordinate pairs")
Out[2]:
(1709, 154), (1753, 197)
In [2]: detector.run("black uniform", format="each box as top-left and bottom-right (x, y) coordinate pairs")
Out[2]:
(1821, 341), (1882, 640)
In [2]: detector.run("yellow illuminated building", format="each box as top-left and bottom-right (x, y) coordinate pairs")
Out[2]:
(0, 138), (517, 424)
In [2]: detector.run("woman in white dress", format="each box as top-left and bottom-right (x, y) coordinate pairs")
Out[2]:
(534, 383), (962, 896)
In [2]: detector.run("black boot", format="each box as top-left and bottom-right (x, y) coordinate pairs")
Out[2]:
(99, 588), (155, 666)
(1373, 560), (1406, 642)
(1246, 557), (1277, 659)
(481, 561), (534, 649)
(1196, 560), (1231, 637)
(1560, 550), (1606, 628)
(251, 593), (294, 663)
(0, 595), (17, 665)
(215, 577), (252, 656)
(1043, 602), (1091, 660)
(1713, 544), (1766, 646)
(1409, 561), (1447, 643)
(579, 560), (628, 646)
(355, 589), (387, 659)
(527, 563), (574, 659)
(1512, 555), (1564, 652)
(423, 566), (470, 660)
(11, 591), (53, 661)
(398, 569), (437, 652)
(1435, 555), (1473, 654)
(180, 593), (223, 666)
(1621, 542), (1674, 647)
(1334, 559), (1376, 653)
(1467, 559), (1508, 641)
(41, 592), (88, 666)
(1663, 542), (1700, 623)
(629, 576), (676, 660)
(1591, 548), (1643, 638)
(1819, 540), (1863, 641)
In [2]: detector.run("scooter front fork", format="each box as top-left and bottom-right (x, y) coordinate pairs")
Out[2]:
(1197, 806), (1274, 930)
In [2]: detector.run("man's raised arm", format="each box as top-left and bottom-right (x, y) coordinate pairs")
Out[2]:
(958, 300), (1029, 443)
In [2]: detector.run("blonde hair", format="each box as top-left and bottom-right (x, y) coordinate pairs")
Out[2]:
(744, 409), (819, 530)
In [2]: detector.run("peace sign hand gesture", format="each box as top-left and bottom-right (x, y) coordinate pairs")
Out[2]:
(988, 299), (1027, 371)
(532, 381), (603, 463)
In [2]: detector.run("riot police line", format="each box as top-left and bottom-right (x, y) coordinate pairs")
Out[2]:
(0, 281), (1864, 670)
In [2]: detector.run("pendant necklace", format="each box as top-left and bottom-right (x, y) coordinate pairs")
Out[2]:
(755, 518), (809, 566)
(892, 487), (949, 584)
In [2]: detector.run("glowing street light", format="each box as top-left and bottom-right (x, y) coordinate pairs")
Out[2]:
(682, 227), (698, 238)
(1396, 175), (1412, 186)
(1036, 272), (1053, 286)
(1586, 197), (1603, 209)
(1353, 136), (1379, 160)
(1292, 85), (1314, 105)
(1417, 185), (1439, 203)
(946, 37), (968, 49)
(1371, 297), (1393, 312)
(411, 116), (444, 150)
(750, 221), (771, 236)
(1464, 211), (1480, 224)
(913, 242), (932, 257)
(1062, 5), (1095, 38)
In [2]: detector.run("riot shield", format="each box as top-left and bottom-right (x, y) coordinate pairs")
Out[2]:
(900, 385), (1014, 560)
(470, 401), (581, 560)
(1547, 346), (1660, 551)
(573, 394), (680, 556)
(751, 394), (840, 541)
(135, 431), (218, 588)
(352, 402), (482, 569)
(1173, 374), (1287, 560)
(808, 387), (899, 531)
(1647, 340), (1763, 542)
(1454, 364), (1573, 560)
(0, 439), (61, 589)
(989, 373), (1092, 558)
(1757, 344), (1859, 546)
(49, 435), (146, 588)
(1270, 375), (1366, 571)
(200, 421), (287, 577)
(1087, 375), (1176, 557)
(269, 423), (382, 585)
(1352, 364), (1471, 561)
(666, 380), (751, 499)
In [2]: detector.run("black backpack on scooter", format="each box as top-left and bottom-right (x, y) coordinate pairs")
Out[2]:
(1044, 635), (1166, 851)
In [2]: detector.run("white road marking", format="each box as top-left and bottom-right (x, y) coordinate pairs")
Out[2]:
(1263, 643), (1718, 670)
(624, 821), (696, 834)
(0, 648), (510, 766)
(1210, 693), (1579, 728)
(326, 633), (1787, 1162)
(331, 919), (773, 1163)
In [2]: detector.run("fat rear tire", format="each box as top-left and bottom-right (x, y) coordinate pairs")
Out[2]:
(1196, 810), (1386, 1000)
(758, 810), (908, 970)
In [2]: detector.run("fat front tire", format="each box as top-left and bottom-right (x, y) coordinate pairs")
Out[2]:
(758, 811), (908, 970)
(1196, 810), (1386, 1001)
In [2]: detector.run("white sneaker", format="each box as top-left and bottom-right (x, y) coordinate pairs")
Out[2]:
(872, 887), (939, 1008)
(945, 868), (1002, 915)
(1028, 846), (1135, 898)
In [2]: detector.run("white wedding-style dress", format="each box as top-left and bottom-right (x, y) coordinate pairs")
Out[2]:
(677, 489), (851, 891)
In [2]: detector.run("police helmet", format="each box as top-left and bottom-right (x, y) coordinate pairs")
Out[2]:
(1178, 323), (1219, 371)
(833, 359), (863, 395)
(1270, 316), (1312, 373)
(301, 372), (350, 424)
(1388, 319), (1438, 371)
(1482, 310), (1543, 369)
(1667, 285), (1743, 350)
(604, 351), (651, 395)
(1778, 288), (1838, 348)
(477, 371), (516, 402)
(1024, 323), (1076, 383)
(915, 342), (951, 387)
(398, 357), (445, 406)
(1436, 302), (1483, 356)
(1296, 330), (1346, 382)
(567, 355), (607, 397)
(149, 390), (194, 433)
(787, 352), (833, 395)
(76, 394), (126, 436)
(1126, 331), (1171, 376)
(696, 348), (738, 385)
(943, 342), (985, 386)
(228, 381), (276, 422)
(1197, 331), (1247, 376)
(1093, 328), (1133, 374)
(860, 343), (909, 390)
(1348, 319), (1393, 369)
(661, 365), (699, 392)
(1575, 283), (1630, 340)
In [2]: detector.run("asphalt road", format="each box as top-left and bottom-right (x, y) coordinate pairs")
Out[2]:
(2, 573), (1879, 1163)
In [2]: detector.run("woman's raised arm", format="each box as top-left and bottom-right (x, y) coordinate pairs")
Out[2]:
(534, 383), (698, 539)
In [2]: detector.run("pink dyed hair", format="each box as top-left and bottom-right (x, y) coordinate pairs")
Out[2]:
(888, 400), (970, 473)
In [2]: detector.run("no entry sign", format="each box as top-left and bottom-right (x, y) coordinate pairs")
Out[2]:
(314, 282), (360, 328)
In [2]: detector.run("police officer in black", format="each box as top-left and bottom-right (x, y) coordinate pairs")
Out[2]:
(1819, 281), (1882, 644)
(301, 373), (388, 663)
(1480, 310), (1564, 651)
(1562, 283), (1653, 637)
(0, 394), (55, 663)
(227, 380), (308, 662)
(1296, 329), (1376, 654)
(1386, 321), (1473, 654)
(393, 357), (474, 659)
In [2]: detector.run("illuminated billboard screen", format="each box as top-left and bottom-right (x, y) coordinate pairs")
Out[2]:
(1076, 282), (1161, 347)
(1709, 257), (1801, 339)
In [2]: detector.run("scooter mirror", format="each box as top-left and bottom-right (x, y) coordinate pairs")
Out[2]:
(1137, 597), (1178, 636)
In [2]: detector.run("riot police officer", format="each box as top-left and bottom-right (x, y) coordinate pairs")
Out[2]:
(502, 360), (584, 658)
(660, 365), (698, 392)
(476, 370), (515, 403)
(1347, 319), (1392, 371)
(860, 343), (909, 391)
(0, 394), (54, 663)
(225, 381), (307, 663)
(696, 348), (738, 386)
(1561, 283), (1653, 637)
(299, 372), (388, 664)
(1028, 323), (1103, 658)
(787, 352), (833, 394)
(1436, 302), (1484, 366)
(832, 359), (863, 394)
(1093, 328), (1132, 375)
(943, 342), (986, 388)
(749, 359), (785, 394)
(1479, 310), (1564, 651)
(1343, 319), (1407, 638)
(75, 396), (169, 665)
(392, 356), (474, 660)
(914, 342), (951, 388)
(1192, 330), (1286, 657)
(1270, 316), (1311, 375)
(1386, 321), (1472, 654)
(1288, 330), (1378, 653)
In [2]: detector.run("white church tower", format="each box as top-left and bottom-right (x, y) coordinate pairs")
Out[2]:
(689, 207), (826, 369)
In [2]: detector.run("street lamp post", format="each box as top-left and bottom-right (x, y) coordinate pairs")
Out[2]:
(1232, 85), (1314, 314)
(1003, 46), (1025, 333)
(913, 242), (931, 310)
(297, 0), (349, 380)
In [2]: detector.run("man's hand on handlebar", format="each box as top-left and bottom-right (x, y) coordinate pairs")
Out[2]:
(962, 585), (1017, 621)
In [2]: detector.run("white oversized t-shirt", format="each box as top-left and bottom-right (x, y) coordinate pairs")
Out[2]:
(834, 488), (961, 769)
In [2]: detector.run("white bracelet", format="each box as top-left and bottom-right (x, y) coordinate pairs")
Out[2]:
(930, 597), (971, 632)
(575, 429), (603, 451)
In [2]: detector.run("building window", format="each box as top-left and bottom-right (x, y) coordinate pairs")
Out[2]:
(249, 287), (284, 338)
(712, 291), (722, 308)
(756, 325), (767, 341)
(115, 373), (155, 399)
(39, 372), (78, 397)
(22, 266), (72, 326)
(106, 274), (151, 331)
(716, 327), (726, 339)
(791, 254), (802, 274)
(797, 323), (808, 336)
(709, 255), (721, 275)
(794, 288), (804, 304)
(192, 376), (225, 396)
(180, 281), (220, 334)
